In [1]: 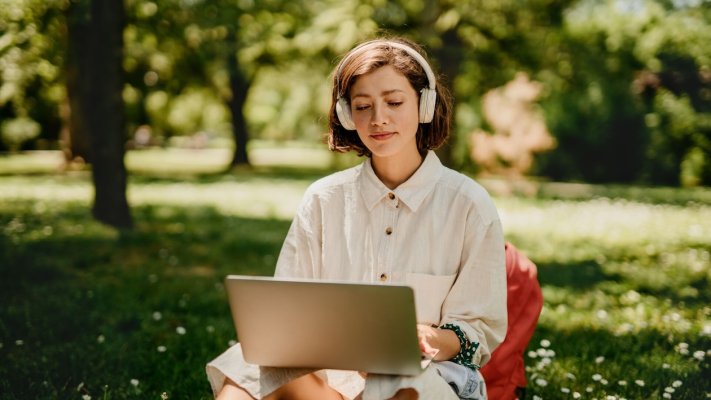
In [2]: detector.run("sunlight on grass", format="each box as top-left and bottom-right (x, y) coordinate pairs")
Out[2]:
(0, 148), (709, 399)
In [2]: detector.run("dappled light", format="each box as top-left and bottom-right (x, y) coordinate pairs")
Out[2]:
(1, 149), (710, 398)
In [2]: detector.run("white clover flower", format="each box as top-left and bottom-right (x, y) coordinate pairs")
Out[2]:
(228, 339), (237, 346)
(601, 379), (609, 385)
(176, 326), (186, 335)
(535, 378), (548, 387)
(130, 379), (139, 387)
(586, 386), (593, 393)
(545, 349), (556, 358)
(82, 395), (91, 400)
(662, 363), (671, 369)
(595, 356), (605, 364)
(702, 324), (711, 336)
(573, 392), (581, 399)
(157, 345), (167, 352)
(540, 339), (551, 348)
(537, 348), (547, 357)
(606, 396), (616, 400)
(672, 380), (682, 388)
(77, 382), (85, 391)
(597, 309), (608, 319)
(618, 380), (627, 386)
(665, 387), (675, 393)
(206, 325), (215, 333)
(662, 393), (671, 399)
(693, 351), (705, 361)
(152, 311), (162, 321)
(592, 374), (602, 381)
(635, 380), (645, 387)
(15, 340), (23, 346)
(561, 387), (570, 393)
(97, 335), (105, 344)
(533, 396), (543, 400)
(565, 372), (576, 380)
(528, 350), (537, 358)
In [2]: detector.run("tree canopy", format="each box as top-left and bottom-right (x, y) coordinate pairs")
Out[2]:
(1, 0), (709, 186)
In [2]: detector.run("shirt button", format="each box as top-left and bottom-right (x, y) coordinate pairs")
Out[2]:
(379, 273), (388, 281)
(385, 227), (393, 235)
(388, 193), (395, 200)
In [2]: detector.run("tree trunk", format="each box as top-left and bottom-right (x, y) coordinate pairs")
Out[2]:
(226, 31), (251, 167)
(227, 49), (250, 167)
(431, 29), (464, 168)
(63, 2), (92, 164)
(67, 0), (132, 229)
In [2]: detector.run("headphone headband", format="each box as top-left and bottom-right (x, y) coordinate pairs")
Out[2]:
(336, 40), (437, 97)
(335, 39), (438, 130)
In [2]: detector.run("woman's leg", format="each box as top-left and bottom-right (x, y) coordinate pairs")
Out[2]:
(216, 377), (255, 400)
(264, 373), (345, 400)
(216, 374), (345, 400)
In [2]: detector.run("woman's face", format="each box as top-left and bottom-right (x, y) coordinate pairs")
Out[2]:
(349, 65), (420, 164)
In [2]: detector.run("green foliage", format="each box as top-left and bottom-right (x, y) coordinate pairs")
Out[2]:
(1, 116), (40, 150)
(0, 150), (709, 398)
(0, 0), (65, 151)
(2, 0), (710, 185)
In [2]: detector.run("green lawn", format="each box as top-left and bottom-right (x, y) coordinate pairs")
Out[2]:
(0, 148), (709, 399)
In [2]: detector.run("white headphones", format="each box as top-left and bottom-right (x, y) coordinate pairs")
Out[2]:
(335, 40), (438, 131)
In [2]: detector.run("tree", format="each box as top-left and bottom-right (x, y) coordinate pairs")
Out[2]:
(66, 0), (132, 229)
(366, 0), (573, 168)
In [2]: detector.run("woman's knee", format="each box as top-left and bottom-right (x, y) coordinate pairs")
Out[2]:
(265, 373), (343, 400)
(387, 388), (419, 400)
(216, 377), (255, 400)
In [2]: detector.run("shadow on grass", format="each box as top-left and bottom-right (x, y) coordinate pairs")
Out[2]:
(535, 260), (615, 289)
(0, 202), (295, 399)
(128, 165), (335, 186)
(527, 324), (711, 399)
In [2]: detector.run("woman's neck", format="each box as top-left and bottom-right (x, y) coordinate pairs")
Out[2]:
(371, 151), (425, 190)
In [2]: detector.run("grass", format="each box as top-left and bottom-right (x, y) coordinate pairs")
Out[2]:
(1, 147), (709, 399)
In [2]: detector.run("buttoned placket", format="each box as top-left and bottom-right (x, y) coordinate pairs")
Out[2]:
(376, 192), (400, 283)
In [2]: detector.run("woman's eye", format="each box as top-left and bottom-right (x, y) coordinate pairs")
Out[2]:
(355, 105), (370, 111)
(388, 102), (403, 107)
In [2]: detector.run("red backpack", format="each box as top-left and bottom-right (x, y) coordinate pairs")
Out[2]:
(480, 242), (543, 400)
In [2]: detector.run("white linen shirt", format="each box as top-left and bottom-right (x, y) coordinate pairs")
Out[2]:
(275, 150), (507, 368)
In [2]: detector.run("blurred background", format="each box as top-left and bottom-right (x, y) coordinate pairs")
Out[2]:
(2, 0), (709, 187)
(1, 1), (710, 399)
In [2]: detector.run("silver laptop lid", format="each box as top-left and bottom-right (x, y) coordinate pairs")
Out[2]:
(225, 275), (426, 375)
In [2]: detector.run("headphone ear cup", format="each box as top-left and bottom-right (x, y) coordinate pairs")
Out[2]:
(419, 88), (437, 123)
(336, 97), (356, 130)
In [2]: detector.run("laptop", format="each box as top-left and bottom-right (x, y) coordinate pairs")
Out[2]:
(224, 275), (434, 376)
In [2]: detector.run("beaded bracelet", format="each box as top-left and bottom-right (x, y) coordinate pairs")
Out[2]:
(440, 323), (480, 370)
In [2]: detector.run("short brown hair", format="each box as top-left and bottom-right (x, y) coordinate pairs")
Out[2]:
(327, 37), (452, 157)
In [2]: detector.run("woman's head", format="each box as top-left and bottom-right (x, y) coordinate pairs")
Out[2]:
(328, 37), (452, 157)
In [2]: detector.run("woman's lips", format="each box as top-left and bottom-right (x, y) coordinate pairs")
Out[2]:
(370, 132), (395, 141)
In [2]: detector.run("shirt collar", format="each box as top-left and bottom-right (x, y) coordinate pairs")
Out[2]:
(358, 150), (443, 212)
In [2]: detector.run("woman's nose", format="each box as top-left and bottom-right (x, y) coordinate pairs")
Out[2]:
(370, 104), (387, 126)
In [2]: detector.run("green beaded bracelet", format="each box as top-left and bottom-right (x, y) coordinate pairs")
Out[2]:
(440, 323), (480, 370)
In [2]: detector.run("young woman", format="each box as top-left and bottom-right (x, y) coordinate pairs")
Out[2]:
(207, 37), (507, 400)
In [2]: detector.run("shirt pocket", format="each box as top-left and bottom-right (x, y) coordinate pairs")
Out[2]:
(405, 272), (457, 326)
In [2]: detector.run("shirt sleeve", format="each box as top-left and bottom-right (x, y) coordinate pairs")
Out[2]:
(274, 193), (323, 279)
(440, 210), (507, 368)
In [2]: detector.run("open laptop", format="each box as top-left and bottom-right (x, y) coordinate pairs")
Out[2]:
(224, 275), (434, 376)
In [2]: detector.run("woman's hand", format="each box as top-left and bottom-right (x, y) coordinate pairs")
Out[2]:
(416, 324), (460, 361)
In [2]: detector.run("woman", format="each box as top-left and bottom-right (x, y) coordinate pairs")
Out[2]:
(207, 37), (507, 400)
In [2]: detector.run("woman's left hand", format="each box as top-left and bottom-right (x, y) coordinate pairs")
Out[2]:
(416, 324), (460, 361)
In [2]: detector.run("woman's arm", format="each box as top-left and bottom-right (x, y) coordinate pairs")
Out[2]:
(417, 324), (460, 361)
(439, 213), (507, 368)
